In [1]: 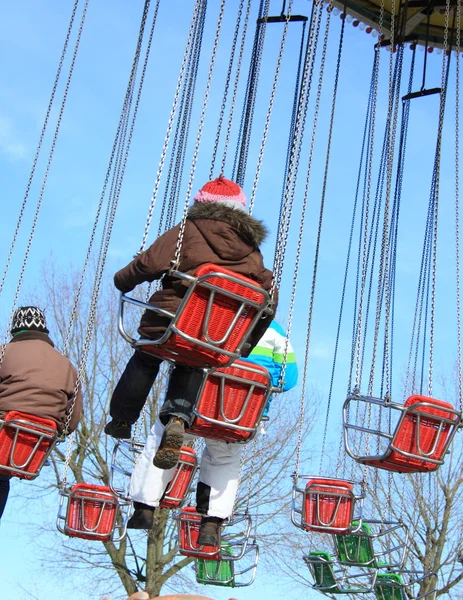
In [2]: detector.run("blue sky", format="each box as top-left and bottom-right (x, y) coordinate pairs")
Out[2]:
(1, 0), (461, 599)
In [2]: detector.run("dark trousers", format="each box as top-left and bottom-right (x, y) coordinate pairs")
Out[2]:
(110, 350), (204, 427)
(0, 474), (11, 520)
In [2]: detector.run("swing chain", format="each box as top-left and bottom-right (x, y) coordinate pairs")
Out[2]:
(171, 0), (227, 272)
(456, 0), (463, 411)
(209, 0), (246, 180)
(221, 0), (253, 174)
(248, 0), (295, 215)
(429, 0), (451, 395)
(0, 0), (90, 368)
(139, 0), (203, 254)
(0, 0), (81, 302)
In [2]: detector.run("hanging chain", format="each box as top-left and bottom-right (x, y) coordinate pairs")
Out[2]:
(171, 0), (227, 271)
(138, 0), (203, 253)
(318, 9), (346, 468)
(209, 0), (246, 179)
(456, 0), (462, 410)
(271, 0), (324, 299)
(0, 0), (90, 368)
(221, 0), (252, 174)
(353, 11), (383, 391)
(429, 0), (451, 395)
(0, 0), (81, 301)
(248, 0), (294, 215)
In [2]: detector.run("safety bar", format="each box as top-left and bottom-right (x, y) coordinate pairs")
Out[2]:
(303, 554), (378, 594)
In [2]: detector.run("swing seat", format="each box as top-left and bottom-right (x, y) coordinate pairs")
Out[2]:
(364, 396), (459, 473)
(302, 478), (355, 534)
(336, 522), (376, 566)
(374, 573), (407, 600)
(177, 506), (221, 559)
(0, 411), (57, 480)
(120, 263), (269, 369)
(60, 483), (118, 541)
(196, 544), (235, 587)
(304, 552), (373, 594)
(159, 446), (197, 509)
(188, 360), (271, 442)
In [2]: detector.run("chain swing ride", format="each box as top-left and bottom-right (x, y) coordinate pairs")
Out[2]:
(1, 0), (462, 595)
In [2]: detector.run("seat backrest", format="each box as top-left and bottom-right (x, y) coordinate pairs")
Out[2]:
(306, 552), (339, 590)
(374, 573), (407, 600)
(336, 522), (375, 566)
(0, 411), (57, 479)
(303, 479), (354, 533)
(66, 483), (117, 541)
(160, 446), (197, 509)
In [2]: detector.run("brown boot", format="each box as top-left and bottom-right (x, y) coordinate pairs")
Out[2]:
(198, 516), (223, 547)
(127, 502), (155, 529)
(153, 417), (185, 470)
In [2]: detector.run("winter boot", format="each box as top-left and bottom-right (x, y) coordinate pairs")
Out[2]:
(198, 516), (223, 547)
(104, 419), (132, 439)
(153, 417), (185, 470)
(127, 502), (155, 529)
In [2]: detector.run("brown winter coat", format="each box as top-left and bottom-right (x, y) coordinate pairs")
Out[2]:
(0, 331), (82, 434)
(114, 203), (276, 352)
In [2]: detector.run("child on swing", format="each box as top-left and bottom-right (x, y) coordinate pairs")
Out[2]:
(105, 176), (275, 471)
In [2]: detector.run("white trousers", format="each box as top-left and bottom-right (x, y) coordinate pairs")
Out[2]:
(129, 419), (244, 520)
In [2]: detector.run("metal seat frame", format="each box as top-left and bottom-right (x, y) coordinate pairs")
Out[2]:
(334, 519), (409, 569)
(176, 510), (252, 560)
(109, 439), (197, 509)
(194, 541), (259, 588)
(374, 569), (437, 600)
(0, 415), (58, 479)
(57, 484), (130, 542)
(343, 393), (461, 472)
(118, 270), (270, 367)
(303, 552), (378, 594)
(291, 475), (365, 534)
(189, 362), (275, 444)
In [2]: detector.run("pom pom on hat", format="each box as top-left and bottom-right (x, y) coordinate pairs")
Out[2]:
(193, 175), (247, 209)
(11, 306), (49, 335)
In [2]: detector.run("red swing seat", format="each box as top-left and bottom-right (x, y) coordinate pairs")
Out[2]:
(303, 478), (355, 534)
(132, 263), (269, 368)
(178, 506), (221, 559)
(364, 395), (459, 473)
(188, 360), (271, 442)
(159, 446), (197, 509)
(61, 483), (118, 541)
(0, 411), (57, 480)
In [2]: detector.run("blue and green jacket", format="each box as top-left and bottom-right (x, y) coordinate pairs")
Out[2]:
(241, 320), (298, 417)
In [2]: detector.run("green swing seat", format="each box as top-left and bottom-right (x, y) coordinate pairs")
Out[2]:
(335, 521), (377, 567)
(196, 545), (234, 587)
(306, 551), (369, 594)
(374, 573), (408, 600)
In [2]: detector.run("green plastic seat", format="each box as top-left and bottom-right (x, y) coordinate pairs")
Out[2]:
(196, 545), (234, 587)
(336, 521), (376, 567)
(374, 573), (407, 600)
(307, 551), (367, 594)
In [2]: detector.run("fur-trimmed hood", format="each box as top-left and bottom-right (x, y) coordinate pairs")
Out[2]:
(187, 202), (268, 248)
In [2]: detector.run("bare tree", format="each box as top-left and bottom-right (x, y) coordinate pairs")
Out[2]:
(24, 260), (313, 599)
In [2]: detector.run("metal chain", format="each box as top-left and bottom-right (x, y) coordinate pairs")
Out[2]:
(171, 0), (227, 271)
(0, 0), (81, 301)
(456, 0), (462, 410)
(209, 0), (246, 179)
(353, 20), (383, 391)
(271, 0), (324, 299)
(221, 0), (252, 174)
(60, 0), (152, 448)
(0, 0), (89, 368)
(138, 0), (203, 253)
(248, 0), (294, 215)
(233, 0), (270, 186)
(429, 0), (451, 395)
(318, 9), (346, 468)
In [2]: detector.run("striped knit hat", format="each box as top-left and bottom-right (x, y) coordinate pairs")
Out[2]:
(11, 306), (49, 335)
(193, 175), (247, 210)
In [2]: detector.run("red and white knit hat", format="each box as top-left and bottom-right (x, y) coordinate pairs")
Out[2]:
(193, 175), (247, 210)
